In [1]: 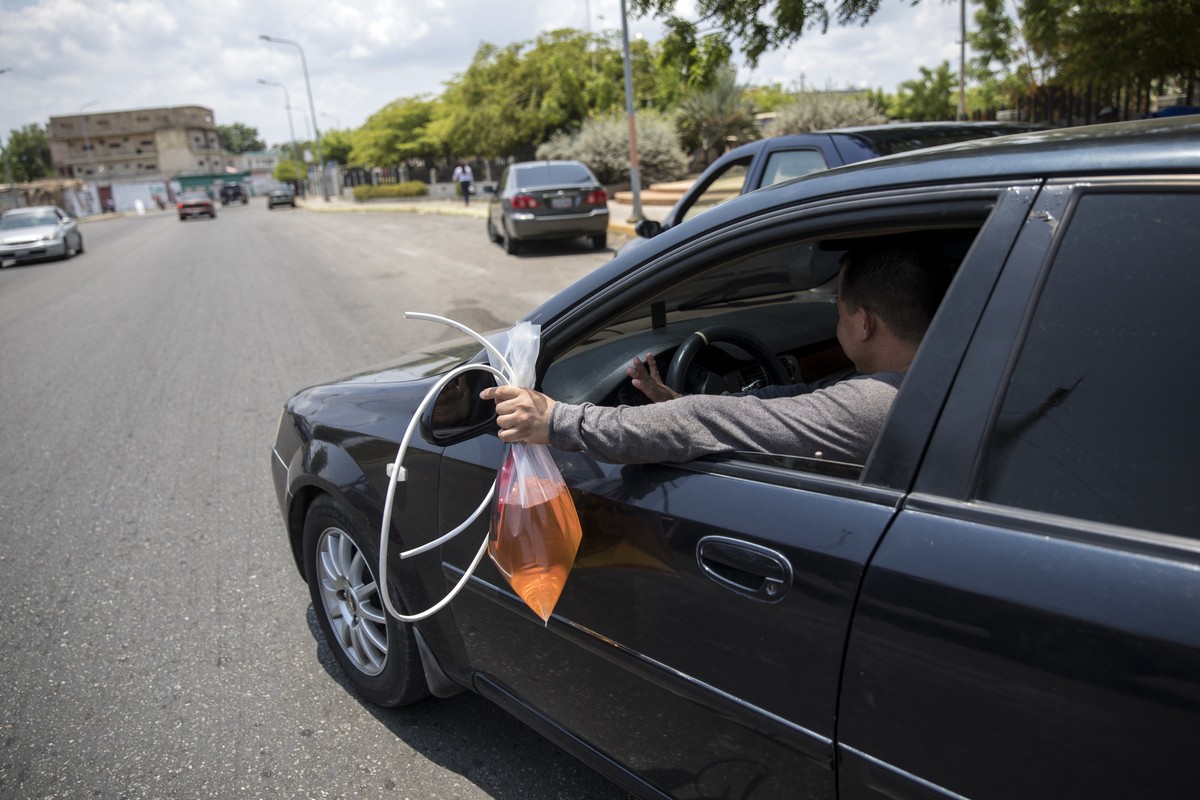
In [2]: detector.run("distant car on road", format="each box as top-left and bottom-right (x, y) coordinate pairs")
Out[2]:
(220, 183), (248, 205)
(268, 185), (296, 209)
(486, 160), (609, 254)
(0, 205), (84, 266)
(177, 192), (216, 221)
(619, 121), (1050, 255)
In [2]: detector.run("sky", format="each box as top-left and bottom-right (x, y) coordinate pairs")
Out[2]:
(0, 0), (969, 149)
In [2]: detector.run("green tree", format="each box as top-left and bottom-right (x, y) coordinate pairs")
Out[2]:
(891, 61), (958, 121)
(349, 96), (444, 166)
(2, 124), (54, 182)
(763, 91), (887, 135)
(319, 129), (354, 165)
(674, 69), (759, 168)
(272, 159), (306, 184)
(432, 29), (690, 158)
(630, 0), (906, 66)
(969, 0), (1200, 116)
(217, 122), (265, 154)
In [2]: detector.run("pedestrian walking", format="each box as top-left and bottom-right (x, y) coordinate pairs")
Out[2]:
(452, 161), (474, 205)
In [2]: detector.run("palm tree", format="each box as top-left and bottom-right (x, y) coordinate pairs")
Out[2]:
(675, 69), (759, 170)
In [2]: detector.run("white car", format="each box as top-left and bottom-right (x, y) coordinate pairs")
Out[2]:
(0, 205), (84, 266)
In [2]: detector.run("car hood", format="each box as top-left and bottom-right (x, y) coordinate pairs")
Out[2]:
(1, 223), (62, 244)
(324, 329), (510, 387)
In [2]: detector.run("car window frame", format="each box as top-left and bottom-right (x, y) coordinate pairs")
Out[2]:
(912, 175), (1200, 551)
(538, 180), (1033, 492)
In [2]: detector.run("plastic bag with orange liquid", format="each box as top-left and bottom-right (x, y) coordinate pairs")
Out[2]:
(486, 322), (583, 623)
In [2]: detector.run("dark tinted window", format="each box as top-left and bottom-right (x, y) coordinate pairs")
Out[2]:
(512, 163), (594, 187)
(977, 191), (1200, 537)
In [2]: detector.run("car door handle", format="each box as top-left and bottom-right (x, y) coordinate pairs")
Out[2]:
(696, 536), (793, 602)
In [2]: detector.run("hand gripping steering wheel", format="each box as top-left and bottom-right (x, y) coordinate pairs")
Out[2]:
(663, 326), (791, 394)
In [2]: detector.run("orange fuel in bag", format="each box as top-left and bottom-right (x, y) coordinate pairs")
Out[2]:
(489, 443), (583, 623)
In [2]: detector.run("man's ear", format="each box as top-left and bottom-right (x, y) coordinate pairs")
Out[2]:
(851, 305), (875, 342)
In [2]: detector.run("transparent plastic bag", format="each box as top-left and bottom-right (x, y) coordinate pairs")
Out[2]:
(487, 322), (583, 623)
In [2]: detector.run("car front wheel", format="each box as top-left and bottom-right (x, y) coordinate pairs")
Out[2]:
(302, 496), (429, 707)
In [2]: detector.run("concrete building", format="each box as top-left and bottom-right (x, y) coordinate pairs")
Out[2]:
(46, 105), (234, 214)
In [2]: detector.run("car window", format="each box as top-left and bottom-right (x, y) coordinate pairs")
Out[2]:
(976, 191), (1200, 538)
(760, 150), (829, 188)
(542, 223), (980, 477)
(513, 163), (593, 186)
(681, 157), (751, 222)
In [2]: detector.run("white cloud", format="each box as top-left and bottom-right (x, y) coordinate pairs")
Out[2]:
(0, 0), (962, 148)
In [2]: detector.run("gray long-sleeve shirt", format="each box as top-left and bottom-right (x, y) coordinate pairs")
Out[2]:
(548, 371), (905, 465)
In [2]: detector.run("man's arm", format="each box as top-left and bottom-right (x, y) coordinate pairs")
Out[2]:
(484, 373), (904, 465)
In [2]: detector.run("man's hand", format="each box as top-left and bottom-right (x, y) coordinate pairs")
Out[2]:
(627, 352), (681, 403)
(480, 385), (555, 444)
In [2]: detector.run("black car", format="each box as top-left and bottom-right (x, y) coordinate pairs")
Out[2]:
(220, 183), (248, 205)
(486, 159), (609, 254)
(267, 185), (296, 209)
(619, 121), (1049, 255)
(272, 117), (1200, 800)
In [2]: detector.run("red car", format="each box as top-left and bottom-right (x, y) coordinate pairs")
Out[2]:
(177, 192), (216, 221)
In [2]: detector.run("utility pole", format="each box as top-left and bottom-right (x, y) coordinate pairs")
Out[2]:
(258, 80), (303, 191)
(0, 68), (14, 195)
(261, 35), (329, 200)
(619, 0), (643, 222)
(958, 0), (967, 121)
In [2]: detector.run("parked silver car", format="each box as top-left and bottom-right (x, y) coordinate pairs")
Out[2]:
(0, 205), (84, 266)
(486, 160), (609, 254)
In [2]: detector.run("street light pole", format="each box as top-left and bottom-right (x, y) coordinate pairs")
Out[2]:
(958, 0), (967, 121)
(258, 79), (303, 192)
(0, 68), (14, 195)
(260, 34), (329, 200)
(619, 0), (644, 222)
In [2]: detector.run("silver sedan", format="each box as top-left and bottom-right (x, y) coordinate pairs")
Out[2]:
(0, 205), (84, 266)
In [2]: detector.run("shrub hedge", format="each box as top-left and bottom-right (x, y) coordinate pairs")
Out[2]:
(352, 181), (429, 201)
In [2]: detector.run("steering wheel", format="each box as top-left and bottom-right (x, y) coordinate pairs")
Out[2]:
(664, 326), (791, 394)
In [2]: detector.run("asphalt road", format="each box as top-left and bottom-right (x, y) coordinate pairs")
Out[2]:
(0, 201), (633, 799)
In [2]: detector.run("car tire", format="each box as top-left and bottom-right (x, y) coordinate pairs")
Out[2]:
(502, 222), (520, 255)
(76, 234), (84, 255)
(486, 217), (502, 244)
(591, 233), (607, 250)
(302, 495), (430, 708)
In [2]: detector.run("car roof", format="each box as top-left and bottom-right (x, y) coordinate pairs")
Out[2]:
(718, 120), (1051, 159)
(529, 116), (1200, 323)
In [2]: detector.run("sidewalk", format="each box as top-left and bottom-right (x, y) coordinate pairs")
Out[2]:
(294, 193), (668, 238)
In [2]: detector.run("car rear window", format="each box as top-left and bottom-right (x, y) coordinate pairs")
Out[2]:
(514, 163), (594, 186)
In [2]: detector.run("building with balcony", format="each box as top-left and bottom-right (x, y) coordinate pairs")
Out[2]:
(46, 105), (234, 213)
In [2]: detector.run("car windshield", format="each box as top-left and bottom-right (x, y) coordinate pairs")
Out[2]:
(181, 193), (209, 201)
(2, 211), (58, 229)
(514, 163), (593, 186)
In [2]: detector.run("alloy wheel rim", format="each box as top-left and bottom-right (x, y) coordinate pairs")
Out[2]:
(316, 526), (389, 676)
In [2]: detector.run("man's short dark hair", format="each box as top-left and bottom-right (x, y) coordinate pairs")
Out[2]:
(839, 235), (954, 344)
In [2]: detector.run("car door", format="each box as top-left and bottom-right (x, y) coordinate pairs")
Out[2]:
(837, 180), (1200, 799)
(434, 183), (1038, 798)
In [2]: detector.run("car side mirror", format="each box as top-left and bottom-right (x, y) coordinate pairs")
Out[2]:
(635, 219), (662, 239)
(420, 369), (500, 445)
(483, 185), (497, 195)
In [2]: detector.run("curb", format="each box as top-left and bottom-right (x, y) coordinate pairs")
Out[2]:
(297, 196), (644, 238)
